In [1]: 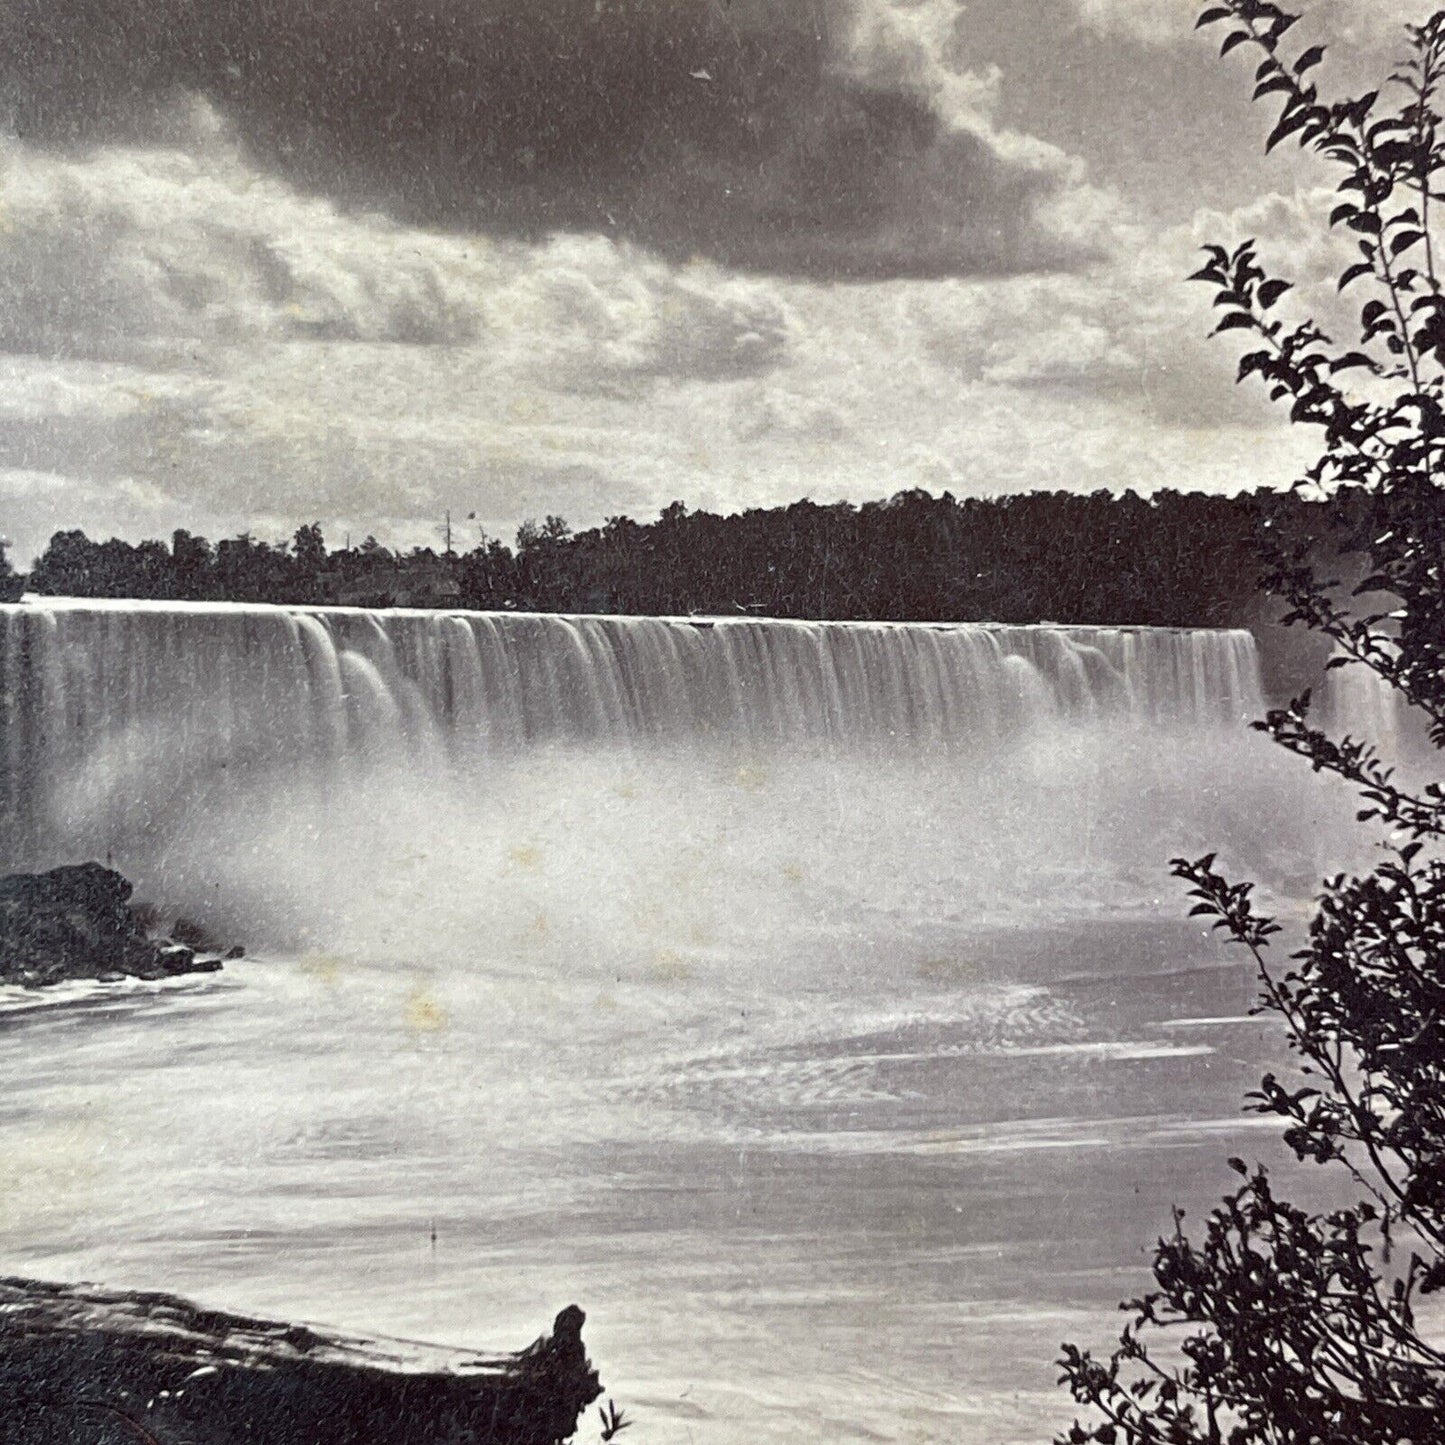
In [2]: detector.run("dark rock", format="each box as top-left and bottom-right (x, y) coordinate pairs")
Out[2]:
(0, 1277), (601, 1445)
(128, 899), (164, 933)
(156, 943), (197, 975)
(171, 915), (221, 951)
(224, 944), (246, 960)
(0, 864), (240, 988)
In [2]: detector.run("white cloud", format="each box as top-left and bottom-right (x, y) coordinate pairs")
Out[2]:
(1069, 0), (1199, 45)
(0, 95), (1345, 567)
(732, 387), (853, 444)
(842, 0), (1002, 131)
(1071, 0), (1438, 47)
(0, 114), (791, 389)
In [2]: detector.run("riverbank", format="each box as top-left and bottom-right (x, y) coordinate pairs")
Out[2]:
(0, 1275), (600, 1445)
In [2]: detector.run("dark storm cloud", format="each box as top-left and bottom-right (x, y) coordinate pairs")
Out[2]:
(0, 0), (1093, 279)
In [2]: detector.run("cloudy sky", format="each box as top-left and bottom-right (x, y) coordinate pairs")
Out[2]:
(0, 0), (1431, 560)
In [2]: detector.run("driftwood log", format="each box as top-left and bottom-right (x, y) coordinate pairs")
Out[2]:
(0, 1277), (601, 1445)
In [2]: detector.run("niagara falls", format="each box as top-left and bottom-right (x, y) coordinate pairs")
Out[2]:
(4, 0), (1444, 1440)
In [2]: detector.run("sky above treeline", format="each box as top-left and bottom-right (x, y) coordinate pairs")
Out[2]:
(0, 0), (1433, 561)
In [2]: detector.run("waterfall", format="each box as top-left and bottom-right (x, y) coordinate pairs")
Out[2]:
(1317, 656), (1407, 753)
(1, 601), (1260, 846)
(0, 599), (1356, 966)
(0, 600), (1263, 748)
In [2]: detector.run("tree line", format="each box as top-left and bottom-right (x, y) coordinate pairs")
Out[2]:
(16, 487), (1342, 627)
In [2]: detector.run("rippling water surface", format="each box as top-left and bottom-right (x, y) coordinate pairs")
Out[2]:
(0, 917), (1296, 1445)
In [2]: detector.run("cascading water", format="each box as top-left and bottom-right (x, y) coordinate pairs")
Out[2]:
(0, 599), (1380, 1445)
(0, 600), (1303, 958)
(1, 600), (1260, 772)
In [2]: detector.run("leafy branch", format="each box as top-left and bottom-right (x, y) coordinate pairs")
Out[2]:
(1057, 7), (1445, 1442)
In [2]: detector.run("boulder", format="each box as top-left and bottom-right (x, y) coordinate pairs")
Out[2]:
(156, 943), (197, 975)
(0, 863), (240, 987)
(171, 915), (228, 952)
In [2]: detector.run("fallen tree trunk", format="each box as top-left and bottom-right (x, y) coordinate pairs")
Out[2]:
(0, 1277), (601, 1445)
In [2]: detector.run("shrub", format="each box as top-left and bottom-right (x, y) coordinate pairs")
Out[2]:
(1057, 6), (1445, 1442)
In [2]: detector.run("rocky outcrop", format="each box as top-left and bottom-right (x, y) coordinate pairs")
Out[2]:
(0, 863), (237, 987)
(0, 1277), (601, 1445)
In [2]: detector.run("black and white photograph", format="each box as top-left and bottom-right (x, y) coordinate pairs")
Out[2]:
(0, 1), (1442, 1442)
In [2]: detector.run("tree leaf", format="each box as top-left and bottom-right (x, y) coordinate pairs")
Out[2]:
(1266, 108), (1310, 151)
(1254, 75), (1294, 99)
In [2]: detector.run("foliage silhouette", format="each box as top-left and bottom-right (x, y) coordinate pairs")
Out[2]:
(1057, 6), (1445, 1443)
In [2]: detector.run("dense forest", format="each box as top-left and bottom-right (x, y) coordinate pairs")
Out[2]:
(10, 487), (1343, 627)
